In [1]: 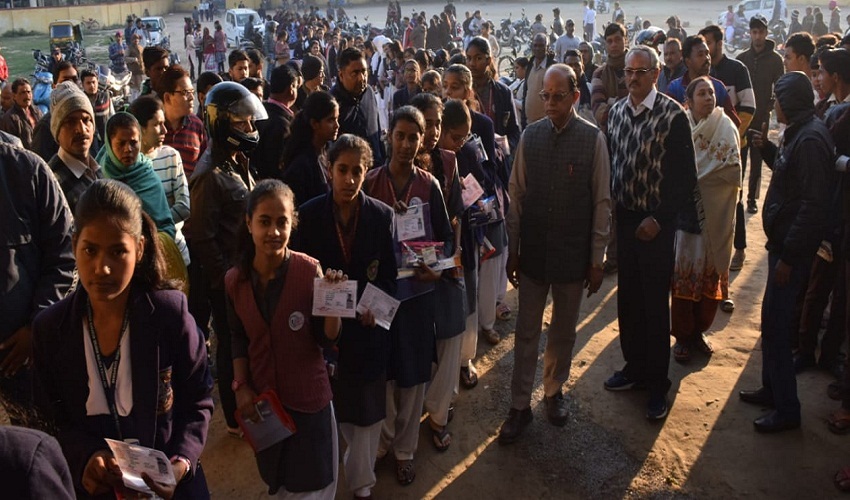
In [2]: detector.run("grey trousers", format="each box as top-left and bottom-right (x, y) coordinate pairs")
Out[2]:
(510, 273), (583, 410)
(339, 420), (382, 498)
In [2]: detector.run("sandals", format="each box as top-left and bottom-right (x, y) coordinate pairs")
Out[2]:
(721, 299), (735, 313)
(829, 412), (850, 435)
(836, 467), (850, 492)
(496, 302), (512, 321)
(447, 405), (455, 423)
(695, 333), (715, 355)
(673, 342), (691, 363)
(430, 421), (452, 452)
(460, 366), (479, 389)
(396, 459), (416, 486)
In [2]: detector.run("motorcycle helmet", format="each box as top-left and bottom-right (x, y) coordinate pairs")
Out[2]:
(204, 82), (268, 153)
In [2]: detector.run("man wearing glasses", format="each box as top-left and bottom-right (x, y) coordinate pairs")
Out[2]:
(603, 46), (697, 421)
(500, 64), (611, 444)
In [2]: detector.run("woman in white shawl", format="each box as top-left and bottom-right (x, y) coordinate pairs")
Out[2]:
(671, 76), (742, 363)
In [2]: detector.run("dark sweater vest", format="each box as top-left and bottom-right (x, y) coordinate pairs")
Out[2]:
(225, 252), (331, 413)
(520, 116), (598, 283)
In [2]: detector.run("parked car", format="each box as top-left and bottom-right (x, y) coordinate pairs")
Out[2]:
(224, 8), (264, 47)
(140, 16), (167, 46)
(718, 0), (787, 27)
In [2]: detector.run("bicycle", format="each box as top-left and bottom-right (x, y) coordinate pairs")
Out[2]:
(81, 17), (100, 31)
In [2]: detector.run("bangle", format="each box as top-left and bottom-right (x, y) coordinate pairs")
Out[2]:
(650, 216), (661, 231)
(170, 455), (192, 482)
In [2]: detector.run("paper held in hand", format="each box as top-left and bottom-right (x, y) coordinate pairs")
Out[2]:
(461, 174), (485, 209)
(105, 438), (175, 494)
(395, 204), (427, 241)
(356, 283), (401, 330)
(312, 278), (358, 318)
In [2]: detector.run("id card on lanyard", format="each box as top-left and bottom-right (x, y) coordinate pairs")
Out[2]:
(87, 298), (131, 442)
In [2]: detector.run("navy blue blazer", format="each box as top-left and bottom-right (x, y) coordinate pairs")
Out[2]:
(32, 286), (214, 499)
(292, 191), (398, 382)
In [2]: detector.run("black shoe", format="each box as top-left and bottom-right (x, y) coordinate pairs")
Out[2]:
(739, 387), (775, 407)
(646, 393), (669, 420)
(794, 352), (817, 373)
(753, 411), (800, 433)
(604, 370), (642, 391)
(747, 199), (758, 214)
(498, 407), (533, 445)
(544, 391), (569, 426)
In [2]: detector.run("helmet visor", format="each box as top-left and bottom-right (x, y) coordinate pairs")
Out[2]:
(225, 92), (268, 121)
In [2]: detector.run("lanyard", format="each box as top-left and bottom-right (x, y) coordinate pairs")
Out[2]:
(86, 298), (131, 441)
(334, 202), (360, 266)
(385, 167), (414, 205)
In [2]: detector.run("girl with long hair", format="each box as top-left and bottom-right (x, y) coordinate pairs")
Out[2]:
(33, 179), (213, 499)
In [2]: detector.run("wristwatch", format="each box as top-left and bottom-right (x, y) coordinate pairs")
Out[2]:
(231, 379), (248, 392)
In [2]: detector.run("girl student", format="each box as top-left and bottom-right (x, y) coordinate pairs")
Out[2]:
(97, 112), (187, 289)
(442, 63), (509, 385)
(280, 90), (340, 207)
(409, 93), (466, 452)
(32, 179), (214, 499)
(226, 179), (347, 498)
(291, 134), (398, 500)
(129, 95), (191, 268)
(363, 106), (454, 485)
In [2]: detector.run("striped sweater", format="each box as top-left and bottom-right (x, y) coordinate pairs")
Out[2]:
(150, 145), (190, 265)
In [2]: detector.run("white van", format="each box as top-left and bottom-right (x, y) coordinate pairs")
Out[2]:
(224, 8), (264, 47)
(717, 0), (787, 26)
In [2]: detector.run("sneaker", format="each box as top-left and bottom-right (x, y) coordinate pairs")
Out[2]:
(482, 328), (500, 345)
(747, 199), (759, 214)
(646, 393), (669, 420)
(729, 249), (745, 271)
(544, 391), (569, 426)
(498, 407), (533, 445)
(604, 370), (640, 391)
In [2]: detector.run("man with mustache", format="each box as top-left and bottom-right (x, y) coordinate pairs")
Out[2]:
(0, 79), (43, 151)
(46, 81), (101, 213)
(666, 35), (740, 127)
(331, 47), (385, 166)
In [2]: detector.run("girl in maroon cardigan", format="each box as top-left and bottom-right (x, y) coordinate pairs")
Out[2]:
(225, 179), (345, 497)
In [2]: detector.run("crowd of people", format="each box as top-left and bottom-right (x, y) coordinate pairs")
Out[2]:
(2, 0), (850, 498)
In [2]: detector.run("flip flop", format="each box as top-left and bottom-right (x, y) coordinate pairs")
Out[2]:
(430, 422), (452, 452)
(835, 466), (850, 492)
(460, 366), (479, 389)
(695, 333), (715, 355)
(673, 342), (691, 363)
(496, 302), (512, 321)
(829, 413), (850, 435)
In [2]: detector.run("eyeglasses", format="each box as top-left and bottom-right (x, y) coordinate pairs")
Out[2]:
(539, 91), (571, 102)
(173, 88), (196, 98)
(624, 67), (654, 77)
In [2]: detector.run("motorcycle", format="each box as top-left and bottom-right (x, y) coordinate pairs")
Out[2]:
(158, 35), (180, 65)
(31, 49), (52, 115)
(725, 23), (751, 53)
(769, 19), (787, 46)
(497, 16), (517, 47)
(98, 65), (132, 112)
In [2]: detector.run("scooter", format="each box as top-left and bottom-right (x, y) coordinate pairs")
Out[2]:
(31, 49), (52, 115)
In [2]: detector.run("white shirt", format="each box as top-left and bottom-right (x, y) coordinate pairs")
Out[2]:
(58, 147), (99, 180)
(626, 87), (658, 116)
(584, 7), (596, 25)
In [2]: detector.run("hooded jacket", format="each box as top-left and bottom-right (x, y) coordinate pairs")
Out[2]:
(736, 38), (784, 126)
(760, 72), (835, 266)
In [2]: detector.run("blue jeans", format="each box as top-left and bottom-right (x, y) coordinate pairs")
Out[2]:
(761, 252), (808, 419)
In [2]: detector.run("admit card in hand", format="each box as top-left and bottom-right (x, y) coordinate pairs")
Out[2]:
(312, 278), (358, 318)
(105, 438), (175, 494)
(356, 283), (400, 330)
(395, 204), (426, 241)
(461, 174), (485, 209)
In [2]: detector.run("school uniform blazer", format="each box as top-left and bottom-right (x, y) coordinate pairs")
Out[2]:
(292, 191), (398, 381)
(32, 285), (214, 498)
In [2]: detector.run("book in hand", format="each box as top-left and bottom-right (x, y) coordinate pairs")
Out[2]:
(235, 391), (297, 452)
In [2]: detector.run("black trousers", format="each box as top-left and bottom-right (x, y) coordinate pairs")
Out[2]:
(797, 244), (846, 364)
(616, 207), (675, 395)
(209, 288), (237, 428)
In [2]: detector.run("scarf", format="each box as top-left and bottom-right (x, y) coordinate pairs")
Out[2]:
(97, 113), (176, 239)
(689, 106), (741, 273)
(600, 51), (625, 102)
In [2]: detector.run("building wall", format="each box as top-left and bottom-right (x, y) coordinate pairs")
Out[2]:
(0, 0), (173, 34)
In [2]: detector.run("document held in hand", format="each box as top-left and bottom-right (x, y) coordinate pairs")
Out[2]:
(105, 438), (175, 495)
(235, 391), (297, 452)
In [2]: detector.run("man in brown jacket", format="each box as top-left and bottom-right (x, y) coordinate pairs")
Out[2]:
(0, 79), (43, 151)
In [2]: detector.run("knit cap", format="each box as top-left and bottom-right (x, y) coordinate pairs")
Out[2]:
(50, 81), (95, 140)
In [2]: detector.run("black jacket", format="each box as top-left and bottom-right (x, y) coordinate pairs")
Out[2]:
(331, 82), (386, 167)
(250, 101), (294, 180)
(761, 115), (835, 266)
